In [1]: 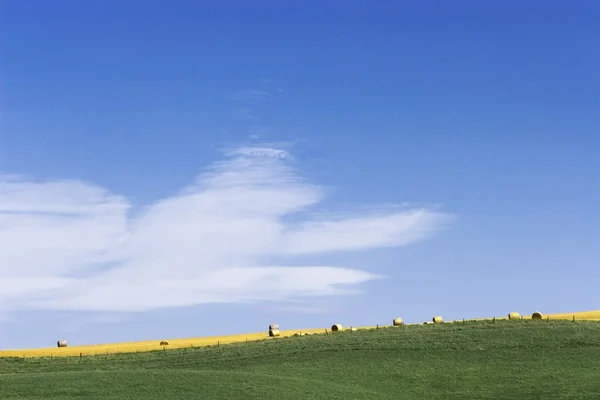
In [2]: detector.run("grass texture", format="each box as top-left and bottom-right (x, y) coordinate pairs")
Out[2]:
(3, 310), (600, 358)
(2, 319), (600, 399)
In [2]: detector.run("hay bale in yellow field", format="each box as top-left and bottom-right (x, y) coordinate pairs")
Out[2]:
(423, 321), (433, 325)
(393, 318), (404, 326)
(532, 311), (543, 320)
(57, 340), (68, 348)
(269, 324), (279, 330)
(160, 341), (169, 346)
(269, 328), (280, 337)
(508, 312), (520, 320)
(433, 316), (443, 324)
(331, 324), (342, 332)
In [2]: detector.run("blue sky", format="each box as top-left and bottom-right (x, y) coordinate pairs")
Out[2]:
(1, 1), (599, 349)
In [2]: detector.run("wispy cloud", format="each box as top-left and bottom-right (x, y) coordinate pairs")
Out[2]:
(0, 146), (453, 313)
(230, 89), (271, 107)
(230, 89), (273, 123)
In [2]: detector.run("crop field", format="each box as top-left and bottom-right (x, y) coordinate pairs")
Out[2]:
(1, 309), (599, 358)
(0, 326), (380, 358)
(2, 318), (600, 399)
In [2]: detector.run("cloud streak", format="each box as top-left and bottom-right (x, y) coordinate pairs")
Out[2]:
(0, 146), (453, 313)
(230, 89), (272, 123)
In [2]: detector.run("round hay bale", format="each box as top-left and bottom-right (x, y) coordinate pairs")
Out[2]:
(269, 324), (279, 330)
(269, 328), (280, 337)
(393, 318), (404, 326)
(433, 316), (443, 324)
(532, 311), (543, 320)
(57, 340), (68, 348)
(160, 341), (169, 346)
(331, 324), (343, 332)
(508, 312), (520, 320)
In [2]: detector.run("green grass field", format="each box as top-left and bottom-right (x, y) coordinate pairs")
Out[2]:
(2, 319), (600, 399)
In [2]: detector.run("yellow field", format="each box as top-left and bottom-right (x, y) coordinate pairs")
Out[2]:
(2, 310), (599, 358)
(483, 309), (600, 322)
(0, 326), (378, 358)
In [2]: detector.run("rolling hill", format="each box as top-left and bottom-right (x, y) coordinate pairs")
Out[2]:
(2, 309), (599, 358)
(2, 313), (600, 399)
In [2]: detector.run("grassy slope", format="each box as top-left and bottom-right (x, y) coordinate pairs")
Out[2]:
(0, 327), (352, 358)
(2, 320), (600, 400)
(4, 309), (600, 358)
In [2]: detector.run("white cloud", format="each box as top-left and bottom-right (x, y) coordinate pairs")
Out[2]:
(230, 89), (272, 105)
(0, 146), (453, 313)
(284, 209), (453, 255)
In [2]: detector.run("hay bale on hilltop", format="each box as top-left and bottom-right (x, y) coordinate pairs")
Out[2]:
(57, 340), (68, 348)
(269, 328), (280, 337)
(160, 341), (169, 346)
(393, 318), (404, 326)
(268, 323), (280, 338)
(532, 312), (543, 320)
(433, 316), (443, 324)
(331, 324), (343, 332)
(508, 312), (520, 320)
